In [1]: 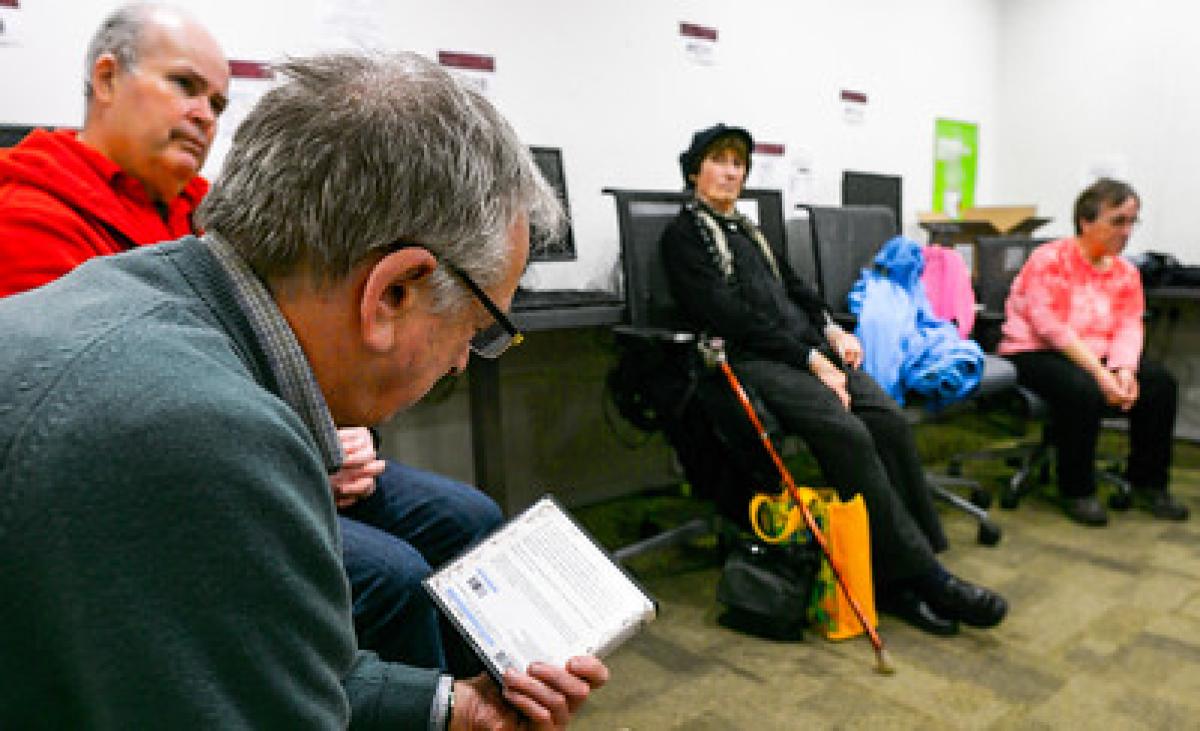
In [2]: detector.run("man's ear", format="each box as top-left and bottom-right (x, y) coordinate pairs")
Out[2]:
(359, 247), (438, 353)
(90, 54), (121, 105)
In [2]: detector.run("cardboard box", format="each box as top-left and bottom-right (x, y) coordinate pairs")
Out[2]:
(918, 206), (1051, 278)
(918, 206), (1051, 243)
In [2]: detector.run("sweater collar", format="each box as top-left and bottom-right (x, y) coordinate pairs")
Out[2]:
(203, 233), (344, 473)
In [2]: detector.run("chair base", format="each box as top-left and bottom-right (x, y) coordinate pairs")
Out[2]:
(928, 472), (1003, 546)
(612, 515), (726, 564)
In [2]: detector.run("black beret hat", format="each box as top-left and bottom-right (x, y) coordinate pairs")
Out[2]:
(679, 123), (754, 188)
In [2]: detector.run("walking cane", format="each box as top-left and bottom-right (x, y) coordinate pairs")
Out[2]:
(711, 344), (895, 675)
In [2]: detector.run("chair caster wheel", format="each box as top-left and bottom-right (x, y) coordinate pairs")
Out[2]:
(1108, 492), (1132, 511)
(999, 492), (1020, 510)
(977, 521), (1002, 546)
(969, 488), (993, 510)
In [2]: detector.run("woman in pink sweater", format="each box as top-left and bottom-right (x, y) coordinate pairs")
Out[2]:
(1000, 178), (1188, 526)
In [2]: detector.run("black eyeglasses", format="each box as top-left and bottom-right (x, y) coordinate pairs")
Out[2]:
(1101, 214), (1140, 229)
(442, 260), (524, 358)
(383, 241), (523, 359)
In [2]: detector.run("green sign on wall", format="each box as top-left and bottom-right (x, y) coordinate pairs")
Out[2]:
(932, 118), (978, 217)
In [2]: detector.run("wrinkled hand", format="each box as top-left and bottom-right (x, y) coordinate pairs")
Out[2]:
(1112, 368), (1139, 411)
(331, 427), (385, 509)
(810, 352), (850, 410)
(1095, 369), (1135, 412)
(451, 657), (609, 730)
(829, 330), (863, 370)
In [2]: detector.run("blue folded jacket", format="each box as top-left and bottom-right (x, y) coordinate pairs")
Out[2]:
(848, 236), (984, 410)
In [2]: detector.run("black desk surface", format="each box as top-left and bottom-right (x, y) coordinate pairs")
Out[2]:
(1146, 286), (1200, 301)
(511, 288), (624, 331)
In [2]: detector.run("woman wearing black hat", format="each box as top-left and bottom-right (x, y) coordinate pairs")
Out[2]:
(660, 122), (1008, 636)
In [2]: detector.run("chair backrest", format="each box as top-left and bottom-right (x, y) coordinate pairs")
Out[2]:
(973, 236), (1050, 313)
(0, 124), (39, 148)
(784, 209), (818, 284)
(800, 204), (899, 313)
(605, 188), (787, 329)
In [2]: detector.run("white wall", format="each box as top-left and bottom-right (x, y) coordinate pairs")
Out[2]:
(0, 0), (1002, 291)
(380, 0), (1003, 290)
(995, 0), (1200, 261)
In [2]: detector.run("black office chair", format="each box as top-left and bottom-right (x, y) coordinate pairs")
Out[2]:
(0, 125), (40, 148)
(603, 188), (804, 561)
(799, 204), (1008, 544)
(951, 236), (1132, 511)
(944, 237), (1052, 505)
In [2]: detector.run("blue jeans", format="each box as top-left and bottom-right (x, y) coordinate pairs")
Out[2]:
(338, 461), (502, 674)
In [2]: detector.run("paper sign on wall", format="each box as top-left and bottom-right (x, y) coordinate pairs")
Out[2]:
(747, 141), (785, 190)
(787, 148), (815, 209)
(314, 0), (386, 52)
(1084, 155), (1129, 186)
(0, 0), (22, 47)
(438, 51), (495, 99)
(841, 90), (867, 125)
(679, 22), (717, 67)
(201, 60), (275, 180)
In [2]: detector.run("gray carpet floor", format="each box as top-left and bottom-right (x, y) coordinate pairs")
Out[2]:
(572, 430), (1200, 730)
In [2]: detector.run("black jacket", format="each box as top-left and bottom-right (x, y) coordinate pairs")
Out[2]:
(660, 200), (831, 368)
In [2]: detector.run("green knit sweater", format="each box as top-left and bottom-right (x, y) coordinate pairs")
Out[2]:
(0, 238), (438, 728)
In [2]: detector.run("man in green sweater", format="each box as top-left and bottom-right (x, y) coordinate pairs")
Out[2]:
(0, 51), (606, 729)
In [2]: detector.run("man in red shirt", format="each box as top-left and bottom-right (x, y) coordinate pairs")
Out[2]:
(0, 4), (228, 296)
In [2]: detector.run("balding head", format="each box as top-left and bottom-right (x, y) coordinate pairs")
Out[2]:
(80, 4), (229, 202)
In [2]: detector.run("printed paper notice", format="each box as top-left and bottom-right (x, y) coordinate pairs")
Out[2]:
(0, 4), (22, 47)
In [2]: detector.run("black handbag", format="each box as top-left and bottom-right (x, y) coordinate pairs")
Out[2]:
(716, 538), (820, 641)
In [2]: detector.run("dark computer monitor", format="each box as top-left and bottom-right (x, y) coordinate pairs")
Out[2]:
(0, 124), (39, 148)
(529, 146), (576, 262)
(842, 170), (902, 230)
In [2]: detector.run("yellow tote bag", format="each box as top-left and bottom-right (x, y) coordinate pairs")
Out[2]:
(749, 487), (877, 641)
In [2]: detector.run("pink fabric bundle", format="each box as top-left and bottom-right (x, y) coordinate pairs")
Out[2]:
(921, 245), (975, 338)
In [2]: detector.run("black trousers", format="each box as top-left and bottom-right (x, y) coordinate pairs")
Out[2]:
(1006, 351), (1177, 497)
(733, 358), (945, 588)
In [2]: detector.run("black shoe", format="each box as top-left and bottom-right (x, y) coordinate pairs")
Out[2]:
(878, 587), (959, 636)
(1134, 488), (1190, 521)
(924, 575), (1008, 629)
(1063, 496), (1108, 527)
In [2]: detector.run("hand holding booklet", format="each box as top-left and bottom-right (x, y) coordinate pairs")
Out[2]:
(424, 495), (657, 679)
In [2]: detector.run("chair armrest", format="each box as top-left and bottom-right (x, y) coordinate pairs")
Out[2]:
(612, 325), (698, 345)
(831, 312), (857, 330)
(975, 355), (1018, 398)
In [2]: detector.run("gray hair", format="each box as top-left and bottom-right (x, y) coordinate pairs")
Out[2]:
(83, 3), (153, 99)
(196, 52), (562, 312)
